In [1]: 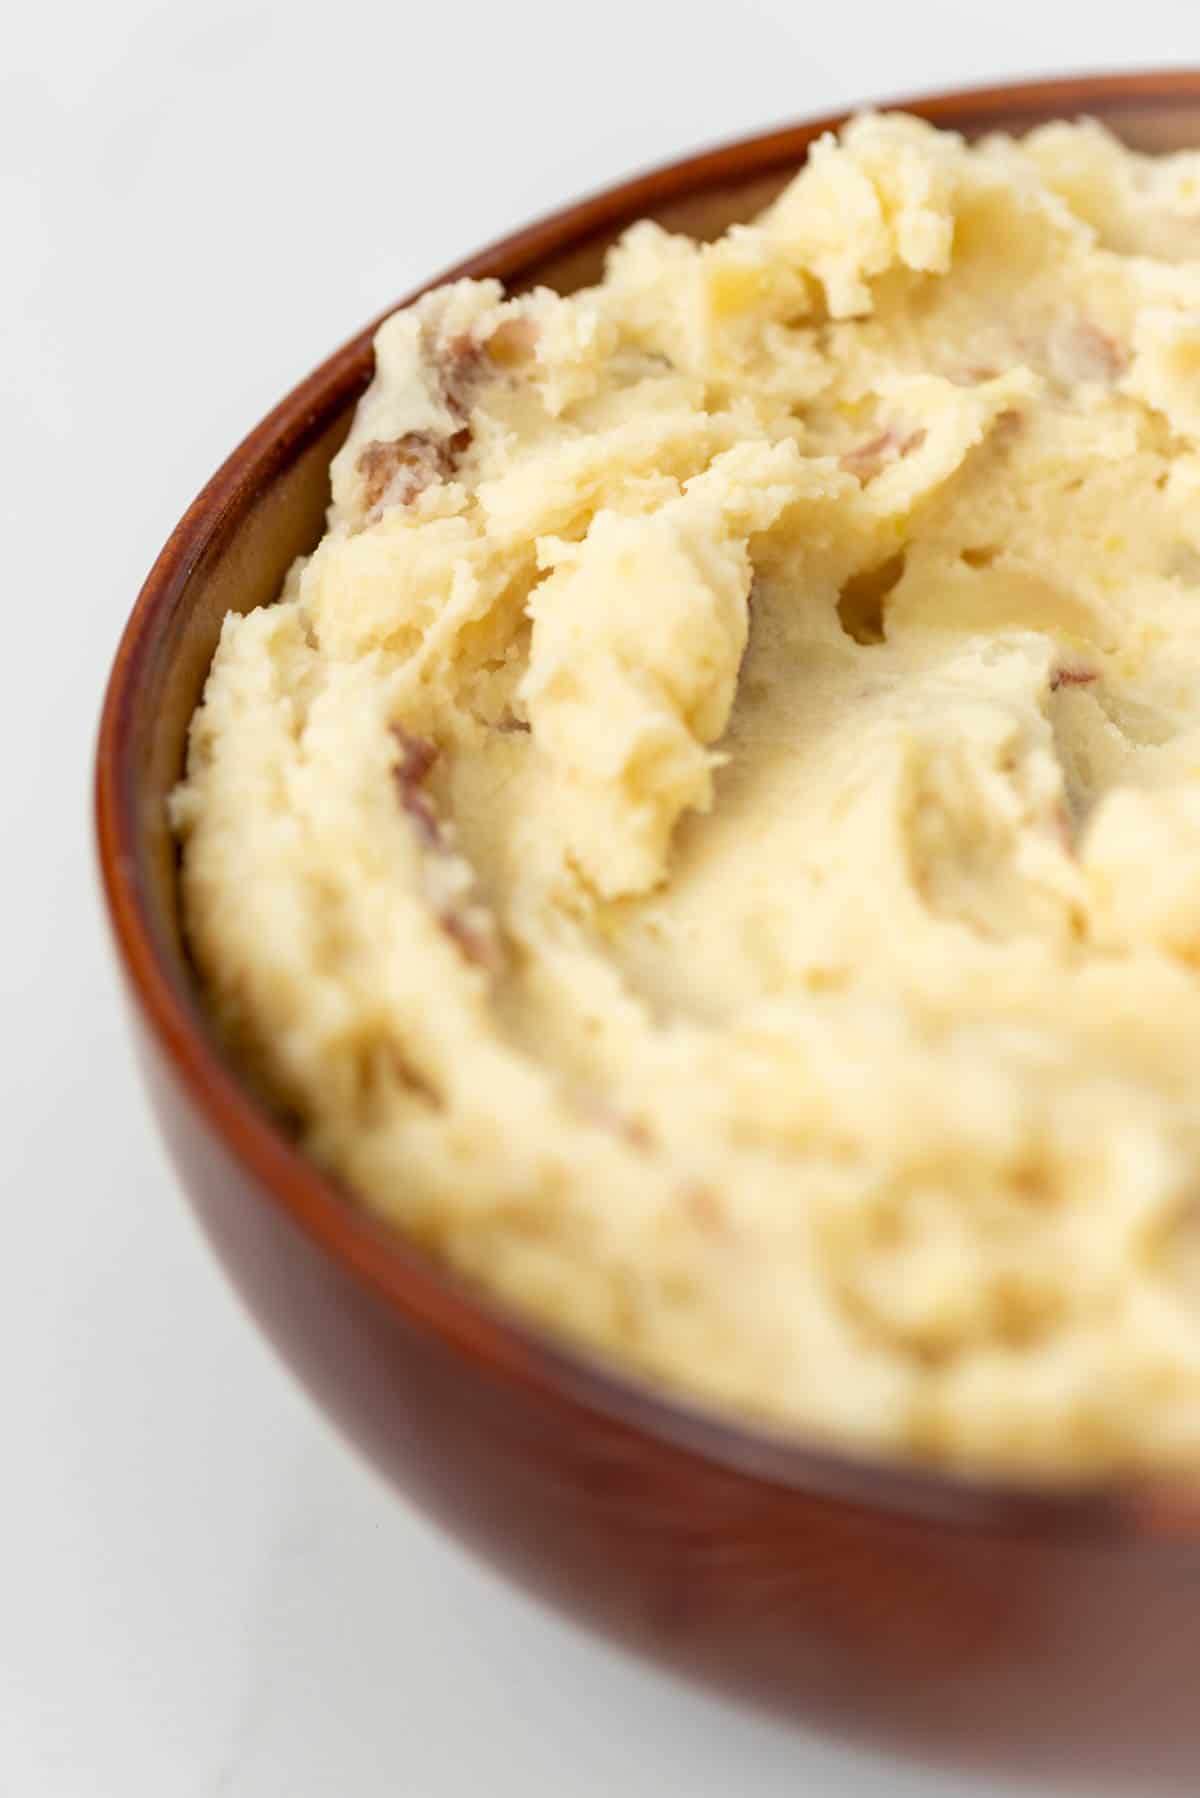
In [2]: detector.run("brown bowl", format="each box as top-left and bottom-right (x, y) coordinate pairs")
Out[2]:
(97, 72), (1200, 1790)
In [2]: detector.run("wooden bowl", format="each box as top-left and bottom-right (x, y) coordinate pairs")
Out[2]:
(96, 72), (1200, 1789)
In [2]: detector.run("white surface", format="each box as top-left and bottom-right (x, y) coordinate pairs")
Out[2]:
(5, 3), (1198, 1792)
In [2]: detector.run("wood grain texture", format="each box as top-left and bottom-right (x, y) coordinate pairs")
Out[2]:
(96, 74), (1200, 1787)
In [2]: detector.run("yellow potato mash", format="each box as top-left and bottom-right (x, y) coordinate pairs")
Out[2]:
(173, 114), (1200, 1476)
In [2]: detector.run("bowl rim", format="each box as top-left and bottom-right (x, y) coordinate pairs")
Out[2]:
(96, 67), (1200, 1544)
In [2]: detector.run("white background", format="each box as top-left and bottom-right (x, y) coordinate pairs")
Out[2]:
(5, 4), (1199, 1793)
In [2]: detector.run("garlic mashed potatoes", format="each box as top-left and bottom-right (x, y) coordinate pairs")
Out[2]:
(174, 115), (1200, 1476)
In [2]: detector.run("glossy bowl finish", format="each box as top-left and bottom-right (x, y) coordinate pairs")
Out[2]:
(97, 73), (1200, 1788)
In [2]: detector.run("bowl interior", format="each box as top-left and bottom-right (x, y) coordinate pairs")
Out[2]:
(103, 73), (1200, 1523)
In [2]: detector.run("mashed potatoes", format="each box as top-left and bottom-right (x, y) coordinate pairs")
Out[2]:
(173, 114), (1200, 1476)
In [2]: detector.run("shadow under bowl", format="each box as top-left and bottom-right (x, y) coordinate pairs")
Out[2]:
(96, 70), (1200, 1791)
